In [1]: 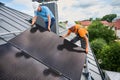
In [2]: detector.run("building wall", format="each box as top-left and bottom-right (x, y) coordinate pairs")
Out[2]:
(116, 30), (120, 38)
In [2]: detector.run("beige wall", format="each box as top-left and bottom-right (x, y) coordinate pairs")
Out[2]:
(116, 30), (120, 38)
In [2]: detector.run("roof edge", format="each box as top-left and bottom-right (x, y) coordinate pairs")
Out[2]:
(0, 2), (5, 6)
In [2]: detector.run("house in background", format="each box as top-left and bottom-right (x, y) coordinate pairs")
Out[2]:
(101, 21), (113, 27)
(78, 20), (118, 36)
(79, 20), (91, 27)
(59, 17), (120, 39)
(79, 20), (113, 28)
(113, 18), (120, 38)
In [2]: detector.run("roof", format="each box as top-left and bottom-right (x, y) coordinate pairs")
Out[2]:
(0, 2), (104, 80)
(105, 70), (120, 80)
(101, 21), (113, 27)
(0, 2), (69, 80)
(0, 2), (32, 45)
(79, 20), (113, 27)
(113, 19), (120, 30)
(79, 20), (91, 26)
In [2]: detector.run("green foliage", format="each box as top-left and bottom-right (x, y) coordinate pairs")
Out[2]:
(101, 14), (117, 22)
(88, 19), (119, 72)
(88, 20), (103, 41)
(95, 18), (101, 21)
(58, 21), (68, 29)
(89, 18), (93, 21)
(88, 20), (116, 43)
(75, 21), (80, 24)
(100, 41), (120, 72)
(91, 38), (107, 59)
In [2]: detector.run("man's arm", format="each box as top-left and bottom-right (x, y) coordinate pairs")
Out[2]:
(47, 15), (51, 31)
(84, 35), (88, 54)
(31, 16), (37, 27)
(62, 30), (71, 38)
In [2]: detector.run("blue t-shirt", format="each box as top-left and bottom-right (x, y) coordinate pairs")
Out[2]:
(34, 6), (55, 22)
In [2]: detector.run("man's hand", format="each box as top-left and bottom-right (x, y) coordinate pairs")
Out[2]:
(48, 27), (51, 32)
(59, 35), (65, 38)
(61, 36), (65, 38)
(31, 16), (37, 27)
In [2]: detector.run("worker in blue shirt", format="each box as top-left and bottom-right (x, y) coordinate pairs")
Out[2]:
(31, 1), (55, 31)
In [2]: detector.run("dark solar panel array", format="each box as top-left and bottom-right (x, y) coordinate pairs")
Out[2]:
(9, 26), (86, 80)
(0, 2), (86, 80)
(0, 44), (68, 80)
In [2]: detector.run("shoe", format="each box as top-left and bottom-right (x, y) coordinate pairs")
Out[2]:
(84, 64), (87, 68)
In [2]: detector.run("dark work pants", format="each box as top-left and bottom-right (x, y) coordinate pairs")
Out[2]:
(70, 35), (86, 49)
(45, 18), (55, 29)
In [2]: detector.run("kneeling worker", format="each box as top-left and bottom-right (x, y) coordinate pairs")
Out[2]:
(62, 23), (88, 53)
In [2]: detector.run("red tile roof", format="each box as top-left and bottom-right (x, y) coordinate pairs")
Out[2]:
(101, 21), (113, 27)
(79, 20), (91, 26)
(113, 19), (120, 30)
(79, 20), (113, 27)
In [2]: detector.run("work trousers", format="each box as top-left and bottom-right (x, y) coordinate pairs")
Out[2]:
(70, 34), (86, 49)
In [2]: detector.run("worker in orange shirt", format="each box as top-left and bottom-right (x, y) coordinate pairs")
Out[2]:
(62, 23), (88, 53)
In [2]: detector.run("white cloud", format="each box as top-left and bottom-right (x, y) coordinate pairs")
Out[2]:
(6, 0), (34, 16)
(4, 0), (120, 21)
(10, 0), (32, 8)
(57, 0), (120, 22)
(111, 0), (120, 6)
(57, 0), (102, 21)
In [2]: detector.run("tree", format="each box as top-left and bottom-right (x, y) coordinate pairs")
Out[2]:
(89, 18), (93, 21)
(101, 14), (117, 22)
(75, 21), (80, 24)
(88, 19), (119, 72)
(95, 18), (101, 21)
(90, 38), (107, 59)
(100, 41), (120, 72)
(88, 20), (116, 43)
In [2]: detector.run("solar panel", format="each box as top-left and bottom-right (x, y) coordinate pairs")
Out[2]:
(0, 43), (68, 80)
(9, 26), (86, 80)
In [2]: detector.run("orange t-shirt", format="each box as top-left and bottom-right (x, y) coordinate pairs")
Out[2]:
(68, 24), (88, 37)
(78, 28), (88, 37)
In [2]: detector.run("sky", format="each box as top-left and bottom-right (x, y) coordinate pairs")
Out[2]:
(1, 0), (120, 22)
